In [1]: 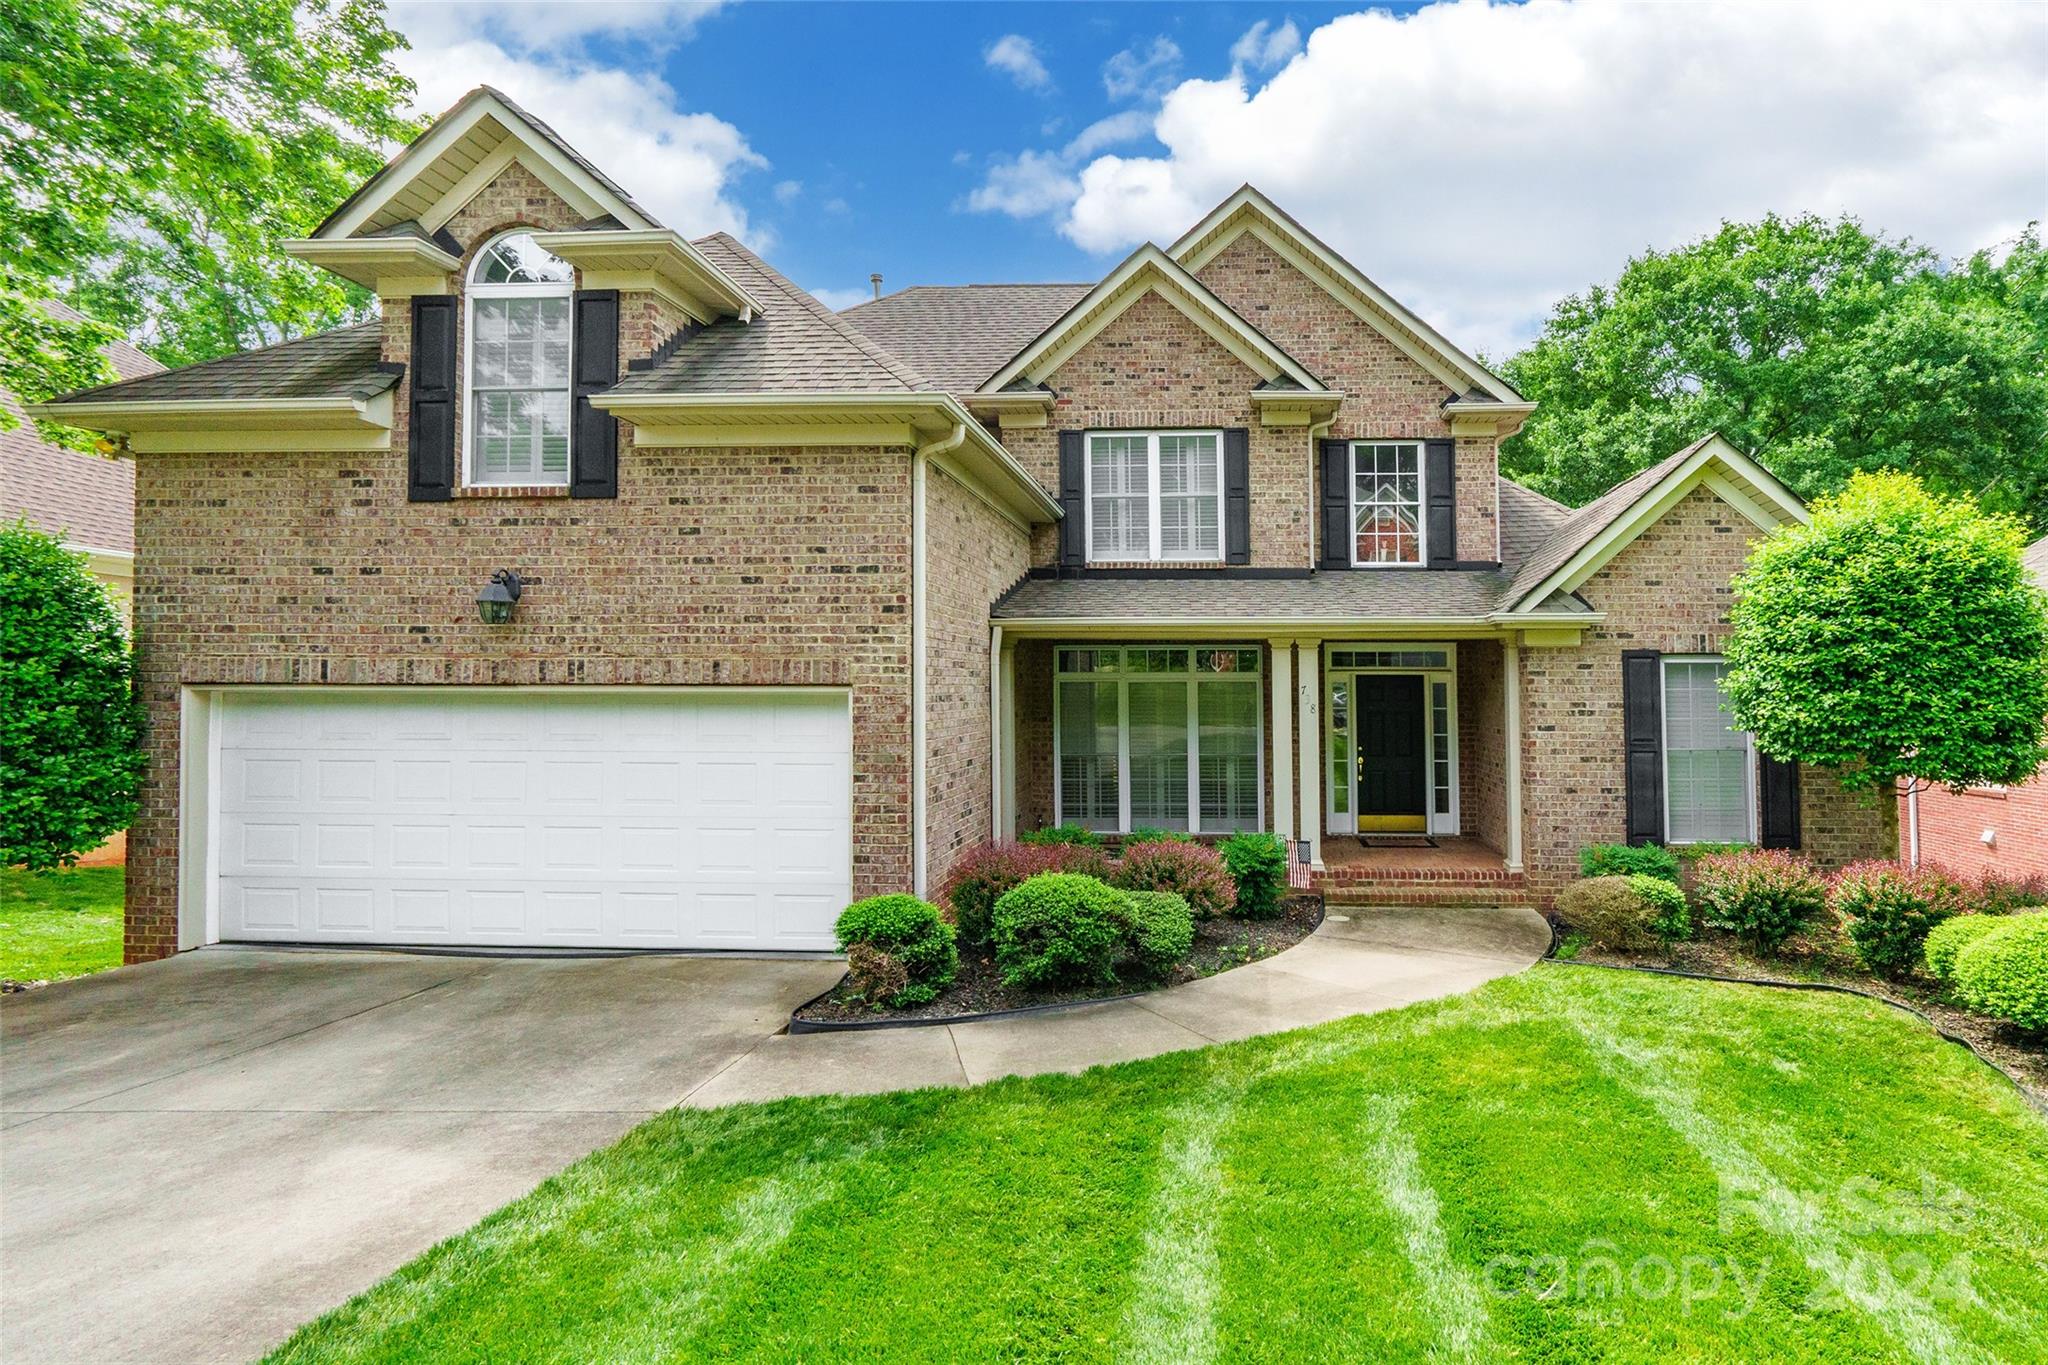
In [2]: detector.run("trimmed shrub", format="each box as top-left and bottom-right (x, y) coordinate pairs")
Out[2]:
(1578, 843), (1682, 885)
(834, 894), (957, 1007)
(1018, 823), (1105, 849)
(1694, 849), (1828, 955)
(941, 841), (1112, 946)
(1976, 871), (2048, 915)
(1952, 914), (2048, 1032)
(1631, 874), (1693, 946)
(1830, 861), (1967, 978)
(1112, 839), (1237, 919)
(1220, 831), (1289, 920)
(1557, 877), (1660, 951)
(991, 873), (1129, 987)
(1924, 914), (2010, 982)
(1125, 826), (1193, 845)
(1120, 890), (1196, 979)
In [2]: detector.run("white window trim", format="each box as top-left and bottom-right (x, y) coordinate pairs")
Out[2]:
(1348, 440), (1427, 570)
(1320, 641), (1459, 835)
(1051, 645), (1264, 834)
(462, 229), (575, 489)
(1082, 430), (1225, 564)
(1660, 654), (1757, 845)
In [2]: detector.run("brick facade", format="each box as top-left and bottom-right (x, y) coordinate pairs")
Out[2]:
(1901, 781), (2048, 881)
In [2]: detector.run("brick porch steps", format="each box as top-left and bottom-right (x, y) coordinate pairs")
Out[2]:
(1311, 835), (1532, 907)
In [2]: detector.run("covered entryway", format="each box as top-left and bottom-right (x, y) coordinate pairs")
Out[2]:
(1353, 674), (1429, 832)
(207, 688), (851, 951)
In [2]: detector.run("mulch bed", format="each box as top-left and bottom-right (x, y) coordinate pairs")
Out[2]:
(1563, 930), (2048, 1111)
(794, 895), (1323, 1025)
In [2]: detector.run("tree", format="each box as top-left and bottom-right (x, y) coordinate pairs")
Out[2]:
(1721, 473), (2048, 795)
(0, 524), (148, 870)
(1500, 216), (2048, 529)
(0, 0), (417, 444)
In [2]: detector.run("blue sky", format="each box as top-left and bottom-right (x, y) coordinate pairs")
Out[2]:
(387, 1), (2047, 356)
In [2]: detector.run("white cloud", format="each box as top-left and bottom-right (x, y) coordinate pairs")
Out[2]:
(1062, 110), (1155, 161)
(1038, 0), (2048, 356)
(967, 150), (1081, 217)
(385, 6), (763, 243)
(1229, 19), (1301, 72)
(985, 34), (1053, 92)
(773, 179), (804, 205)
(807, 285), (875, 312)
(1102, 36), (1182, 102)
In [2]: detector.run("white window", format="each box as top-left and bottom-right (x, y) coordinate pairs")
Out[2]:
(1351, 441), (1424, 566)
(1663, 657), (1756, 843)
(1054, 646), (1262, 833)
(1086, 432), (1223, 562)
(465, 231), (574, 486)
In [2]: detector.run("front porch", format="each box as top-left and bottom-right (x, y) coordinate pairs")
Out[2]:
(1312, 834), (1526, 906)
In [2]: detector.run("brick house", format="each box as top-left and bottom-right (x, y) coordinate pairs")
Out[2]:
(34, 88), (1892, 962)
(1900, 536), (2048, 882)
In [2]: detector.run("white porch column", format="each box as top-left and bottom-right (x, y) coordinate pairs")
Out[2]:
(1504, 638), (1525, 872)
(1268, 638), (1294, 843)
(999, 635), (1018, 840)
(1295, 639), (1322, 868)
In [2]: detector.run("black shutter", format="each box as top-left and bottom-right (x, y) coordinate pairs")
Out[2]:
(1424, 437), (1456, 567)
(569, 289), (620, 499)
(1223, 427), (1251, 565)
(1760, 755), (1801, 849)
(1319, 438), (1349, 569)
(407, 295), (456, 502)
(1622, 649), (1665, 846)
(1057, 430), (1085, 569)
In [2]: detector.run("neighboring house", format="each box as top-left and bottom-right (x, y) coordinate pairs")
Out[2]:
(31, 87), (1892, 963)
(1901, 535), (2048, 882)
(1, 299), (163, 621)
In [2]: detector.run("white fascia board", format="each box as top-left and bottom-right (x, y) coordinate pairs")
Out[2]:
(283, 237), (460, 291)
(995, 615), (1561, 636)
(528, 229), (764, 320)
(26, 393), (389, 432)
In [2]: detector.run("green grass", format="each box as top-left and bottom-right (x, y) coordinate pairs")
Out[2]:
(1, 866), (123, 984)
(269, 967), (2048, 1364)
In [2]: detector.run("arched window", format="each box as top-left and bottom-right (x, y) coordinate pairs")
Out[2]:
(465, 231), (574, 485)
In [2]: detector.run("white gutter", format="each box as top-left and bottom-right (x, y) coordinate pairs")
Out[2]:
(991, 610), (1603, 635)
(911, 421), (968, 898)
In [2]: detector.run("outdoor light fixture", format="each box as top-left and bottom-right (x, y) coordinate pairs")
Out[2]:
(476, 569), (523, 625)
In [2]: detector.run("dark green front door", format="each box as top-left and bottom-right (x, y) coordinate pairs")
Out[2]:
(1354, 675), (1427, 832)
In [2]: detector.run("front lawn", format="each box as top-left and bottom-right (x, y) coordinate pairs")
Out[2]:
(270, 966), (2048, 1363)
(1, 866), (123, 986)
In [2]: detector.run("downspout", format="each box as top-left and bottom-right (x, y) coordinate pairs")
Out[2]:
(1905, 780), (1921, 868)
(912, 422), (968, 899)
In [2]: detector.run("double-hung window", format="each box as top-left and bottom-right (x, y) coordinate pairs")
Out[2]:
(1351, 441), (1424, 566)
(466, 231), (575, 486)
(1054, 646), (1262, 833)
(1086, 432), (1223, 562)
(1662, 657), (1755, 843)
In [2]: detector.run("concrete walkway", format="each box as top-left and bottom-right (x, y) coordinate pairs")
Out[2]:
(684, 905), (1552, 1106)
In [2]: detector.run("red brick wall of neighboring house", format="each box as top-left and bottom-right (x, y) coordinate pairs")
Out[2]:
(1902, 780), (2048, 880)
(1517, 484), (1894, 903)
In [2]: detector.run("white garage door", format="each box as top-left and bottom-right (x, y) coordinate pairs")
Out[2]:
(214, 689), (851, 951)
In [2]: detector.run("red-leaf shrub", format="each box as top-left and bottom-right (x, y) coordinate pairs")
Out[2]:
(1110, 839), (1237, 919)
(941, 841), (1112, 946)
(1829, 860), (1968, 978)
(1694, 849), (1828, 955)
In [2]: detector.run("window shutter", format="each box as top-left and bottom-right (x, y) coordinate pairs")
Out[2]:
(1319, 438), (1349, 569)
(569, 288), (620, 499)
(1759, 755), (1801, 849)
(1622, 649), (1665, 846)
(407, 295), (456, 502)
(1223, 427), (1251, 565)
(1424, 437), (1456, 567)
(1058, 430), (1086, 569)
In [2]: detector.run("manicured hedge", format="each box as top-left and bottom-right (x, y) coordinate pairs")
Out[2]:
(991, 873), (1129, 988)
(1951, 914), (2048, 1032)
(1120, 890), (1195, 979)
(835, 894), (957, 1007)
(1924, 914), (2011, 982)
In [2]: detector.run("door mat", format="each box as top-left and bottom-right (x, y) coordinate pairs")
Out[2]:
(1356, 835), (1439, 849)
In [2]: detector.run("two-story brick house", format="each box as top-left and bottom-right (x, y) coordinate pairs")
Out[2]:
(36, 88), (1892, 962)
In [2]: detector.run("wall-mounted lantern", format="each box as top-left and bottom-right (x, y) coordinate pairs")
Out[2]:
(476, 569), (523, 625)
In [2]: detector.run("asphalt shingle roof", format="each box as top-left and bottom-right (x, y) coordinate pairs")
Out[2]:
(992, 569), (1526, 622)
(839, 284), (1095, 393)
(607, 235), (933, 395)
(1503, 434), (1718, 605)
(1497, 476), (1571, 573)
(38, 323), (391, 407)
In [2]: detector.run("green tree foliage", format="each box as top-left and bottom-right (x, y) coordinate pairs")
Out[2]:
(1723, 473), (2048, 792)
(0, 524), (147, 870)
(0, 0), (417, 444)
(1501, 216), (2048, 527)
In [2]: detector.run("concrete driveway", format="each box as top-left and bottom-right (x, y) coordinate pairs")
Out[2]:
(0, 947), (841, 1364)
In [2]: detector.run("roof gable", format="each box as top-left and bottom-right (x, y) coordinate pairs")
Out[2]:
(979, 244), (1326, 395)
(1169, 186), (1521, 405)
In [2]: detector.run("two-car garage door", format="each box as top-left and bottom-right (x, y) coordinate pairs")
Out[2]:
(213, 689), (851, 951)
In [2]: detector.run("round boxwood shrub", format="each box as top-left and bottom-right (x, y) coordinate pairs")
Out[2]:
(1112, 839), (1236, 919)
(1219, 831), (1288, 920)
(1694, 849), (1829, 955)
(941, 841), (1112, 946)
(1952, 913), (2048, 1032)
(1830, 861), (1967, 979)
(1630, 874), (1693, 946)
(991, 873), (1128, 988)
(834, 894), (957, 1007)
(1120, 889), (1195, 979)
(1578, 843), (1683, 885)
(1557, 876), (1659, 951)
(1924, 914), (2010, 982)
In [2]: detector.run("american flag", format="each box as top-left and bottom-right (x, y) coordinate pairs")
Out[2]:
(1287, 840), (1313, 891)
